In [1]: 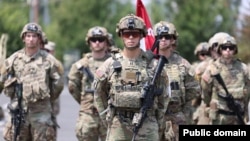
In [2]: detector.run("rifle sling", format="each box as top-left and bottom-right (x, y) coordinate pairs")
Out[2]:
(217, 109), (244, 116)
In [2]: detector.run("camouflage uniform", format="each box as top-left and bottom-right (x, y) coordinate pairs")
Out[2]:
(153, 21), (200, 141)
(193, 32), (231, 125)
(191, 42), (211, 124)
(201, 34), (250, 125)
(43, 39), (62, 138)
(94, 14), (169, 141)
(68, 26), (111, 141)
(0, 23), (64, 141)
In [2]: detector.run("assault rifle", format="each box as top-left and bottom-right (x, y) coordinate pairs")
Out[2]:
(213, 74), (245, 125)
(8, 83), (25, 141)
(132, 55), (168, 141)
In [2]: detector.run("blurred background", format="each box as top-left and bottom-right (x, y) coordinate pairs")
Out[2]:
(0, 0), (250, 140)
(0, 0), (250, 66)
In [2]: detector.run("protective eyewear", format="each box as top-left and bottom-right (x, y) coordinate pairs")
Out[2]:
(221, 45), (236, 51)
(199, 53), (207, 56)
(158, 35), (172, 40)
(27, 24), (39, 32)
(121, 31), (141, 38)
(89, 37), (106, 43)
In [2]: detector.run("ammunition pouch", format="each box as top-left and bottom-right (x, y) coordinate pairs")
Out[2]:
(113, 91), (142, 109)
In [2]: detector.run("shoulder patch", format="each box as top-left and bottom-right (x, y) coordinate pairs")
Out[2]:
(95, 69), (106, 80)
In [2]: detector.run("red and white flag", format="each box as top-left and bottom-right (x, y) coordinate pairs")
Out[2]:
(136, 0), (155, 51)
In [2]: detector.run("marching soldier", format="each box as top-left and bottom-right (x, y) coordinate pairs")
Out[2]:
(153, 21), (200, 141)
(201, 34), (250, 124)
(1, 22), (64, 141)
(94, 14), (169, 141)
(68, 26), (111, 141)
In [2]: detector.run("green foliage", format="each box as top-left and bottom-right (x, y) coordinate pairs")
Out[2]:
(0, 2), (29, 57)
(150, 0), (240, 62)
(45, 0), (134, 61)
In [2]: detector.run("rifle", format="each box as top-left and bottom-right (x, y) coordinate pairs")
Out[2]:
(132, 55), (168, 141)
(213, 74), (245, 125)
(8, 83), (25, 141)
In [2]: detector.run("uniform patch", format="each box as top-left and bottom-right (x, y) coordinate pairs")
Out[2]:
(96, 69), (105, 79)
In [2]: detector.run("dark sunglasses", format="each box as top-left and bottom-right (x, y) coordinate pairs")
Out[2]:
(27, 24), (39, 32)
(221, 45), (236, 51)
(89, 37), (106, 43)
(121, 32), (141, 38)
(158, 35), (172, 40)
(199, 53), (207, 56)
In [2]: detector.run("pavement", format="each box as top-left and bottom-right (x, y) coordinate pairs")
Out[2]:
(0, 85), (79, 141)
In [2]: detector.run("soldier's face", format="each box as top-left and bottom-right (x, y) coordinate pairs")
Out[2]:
(89, 37), (107, 52)
(23, 32), (40, 48)
(158, 34), (173, 51)
(121, 29), (141, 49)
(220, 45), (236, 59)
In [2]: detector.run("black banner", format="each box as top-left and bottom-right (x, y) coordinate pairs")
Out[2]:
(179, 125), (250, 140)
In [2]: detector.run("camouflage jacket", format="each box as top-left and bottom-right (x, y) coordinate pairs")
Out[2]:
(0, 48), (64, 104)
(201, 58), (250, 115)
(68, 52), (110, 113)
(94, 50), (169, 125)
(166, 51), (201, 105)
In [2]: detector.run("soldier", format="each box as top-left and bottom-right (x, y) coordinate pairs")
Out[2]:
(193, 32), (231, 125)
(201, 34), (250, 124)
(191, 42), (211, 125)
(190, 42), (210, 77)
(153, 21), (200, 141)
(0, 22), (64, 141)
(68, 26), (111, 141)
(42, 37), (62, 139)
(93, 14), (169, 141)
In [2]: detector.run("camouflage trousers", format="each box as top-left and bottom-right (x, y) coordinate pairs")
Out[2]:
(106, 115), (159, 141)
(75, 112), (107, 141)
(161, 111), (188, 141)
(3, 112), (56, 141)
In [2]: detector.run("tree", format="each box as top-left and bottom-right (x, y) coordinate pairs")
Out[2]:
(44, 0), (134, 61)
(0, 1), (29, 57)
(149, 0), (240, 62)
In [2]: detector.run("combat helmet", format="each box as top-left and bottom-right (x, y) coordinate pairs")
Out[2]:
(194, 42), (209, 56)
(116, 14), (147, 37)
(217, 35), (237, 55)
(20, 22), (43, 39)
(208, 32), (230, 50)
(153, 21), (178, 39)
(85, 26), (109, 45)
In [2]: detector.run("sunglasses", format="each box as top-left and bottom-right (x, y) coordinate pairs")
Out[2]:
(121, 32), (141, 38)
(199, 53), (207, 56)
(89, 37), (106, 43)
(221, 45), (236, 51)
(158, 35), (172, 40)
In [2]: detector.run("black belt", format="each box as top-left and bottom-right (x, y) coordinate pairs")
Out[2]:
(218, 109), (244, 116)
(115, 110), (135, 119)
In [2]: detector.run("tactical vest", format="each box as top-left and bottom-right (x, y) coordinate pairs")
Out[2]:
(211, 59), (246, 111)
(9, 50), (51, 103)
(109, 52), (151, 111)
(165, 64), (186, 106)
(75, 53), (110, 95)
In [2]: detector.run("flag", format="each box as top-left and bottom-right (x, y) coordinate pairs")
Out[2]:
(136, 0), (155, 51)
